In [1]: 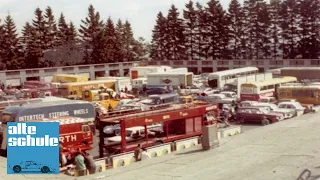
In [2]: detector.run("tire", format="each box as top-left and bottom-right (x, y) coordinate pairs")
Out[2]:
(261, 119), (270, 126)
(13, 165), (21, 173)
(41, 166), (50, 173)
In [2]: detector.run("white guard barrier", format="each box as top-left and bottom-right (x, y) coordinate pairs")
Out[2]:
(111, 151), (135, 169)
(94, 158), (107, 173)
(175, 137), (199, 151)
(146, 143), (171, 158)
(219, 125), (242, 138)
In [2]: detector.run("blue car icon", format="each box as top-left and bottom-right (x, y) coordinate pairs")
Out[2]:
(9, 160), (56, 173)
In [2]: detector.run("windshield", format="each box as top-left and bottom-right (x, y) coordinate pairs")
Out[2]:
(269, 104), (278, 110)
(260, 99), (269, 103)
(260, 108), (270, 114)
(278, 104), (286, 108)
(126, 130), (133, 137)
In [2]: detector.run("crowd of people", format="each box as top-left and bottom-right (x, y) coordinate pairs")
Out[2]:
(60, 145), (97, 176)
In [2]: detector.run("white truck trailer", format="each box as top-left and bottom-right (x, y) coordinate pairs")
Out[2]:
(147, 72), (193, 88)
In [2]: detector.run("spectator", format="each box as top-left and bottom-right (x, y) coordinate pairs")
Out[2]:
(74, 149), (87, 176)
(134, 144), (143, 162)
(124, 86), (128, 93)
(222, 109), (230, 128)
(60, 145), (67, 167)
(84, 151), (96, 174)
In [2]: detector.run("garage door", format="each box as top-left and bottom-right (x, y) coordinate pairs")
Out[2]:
(6, 79), (21, 86)
(44, 76), (53, 82)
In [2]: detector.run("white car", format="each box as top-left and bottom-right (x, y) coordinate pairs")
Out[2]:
(239, 101), (260, 107)
(108, 126), (156, 143)
(278, 102), (305, 116)
(203, 94), (236, 104)
(256, 103), (295, 119)
(220, 91), (238, 99)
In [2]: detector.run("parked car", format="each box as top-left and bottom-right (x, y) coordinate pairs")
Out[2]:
(278, 102), (306, 116)
(259, 97), (277, 104)
(256, 103), (295, 119)
(146, 88), (169, 95)
(180, 85), (201, 95)
(220, 91), (238, 100)
(239, 101), (260, 107)
(235, 107), (284, 125)
(201, 94), (236, 104)
(197, 88), (219, 96)
(107, 126), (158, 143)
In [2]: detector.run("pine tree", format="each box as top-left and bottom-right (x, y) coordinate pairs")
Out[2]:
(44, 6), (57, 49)
(79, 4), (104, 64)
(196, 2), (210, 60)
(2, 15), (22, 69)
(206, 0), (229, 60)
(297, 0), (320, 59)
(122, 20), (135, 61)
(183, 0), (198, 60)
(56, 13), (69, 46)
(0, 20), (6, 70)
(243, 0), (271, 59)
(268, 0), (283, 59)
(150, 12), (168, 60)
(279, 0), (299, 59)
(165, 5), (186, 60)
(115, 19), (125, 62)
(227, 0), (245, 59)
(26, 8), (46, 68)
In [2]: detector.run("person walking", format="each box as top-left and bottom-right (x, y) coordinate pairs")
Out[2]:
(134, 144), (143, 162)
(84, 151), (96, 175)
(74, 149), (87, 176)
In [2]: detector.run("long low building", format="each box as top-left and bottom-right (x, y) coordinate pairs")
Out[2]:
(0, 59), (319, 87)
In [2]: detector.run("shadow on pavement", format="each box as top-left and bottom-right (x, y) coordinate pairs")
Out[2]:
(175, 148), (203, 156)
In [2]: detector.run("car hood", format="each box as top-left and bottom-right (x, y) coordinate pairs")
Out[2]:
(108, 136), (129, 142)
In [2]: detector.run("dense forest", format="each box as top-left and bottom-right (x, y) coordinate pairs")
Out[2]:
(151, 0), (320, 61)
(0, 5), (150, 70)
(0, 0), (319, 71)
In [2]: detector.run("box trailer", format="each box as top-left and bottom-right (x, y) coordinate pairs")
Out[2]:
(130, 66), (172, 80)
(147, 72), (194, 87)
(96, 77), (132, 92)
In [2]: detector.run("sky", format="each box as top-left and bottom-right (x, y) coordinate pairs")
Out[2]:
(0, 0), (241, 42)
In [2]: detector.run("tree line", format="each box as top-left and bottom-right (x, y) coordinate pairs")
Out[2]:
(151, 0), (320, 61)
(0, 5), (149, 70)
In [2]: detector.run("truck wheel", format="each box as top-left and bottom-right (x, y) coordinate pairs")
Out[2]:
(261, 119), (270, 126)
(13, 165), (21, 173)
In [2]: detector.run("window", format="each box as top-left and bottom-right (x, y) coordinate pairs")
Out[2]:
(267, 85), (274, 89)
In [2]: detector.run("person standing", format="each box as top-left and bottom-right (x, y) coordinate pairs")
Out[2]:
(134, 144), (143, 162)
(84, 151), (96, 174)
(74, 149), (87, 176)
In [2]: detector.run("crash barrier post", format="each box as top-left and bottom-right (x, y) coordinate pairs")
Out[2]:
(146, 143), (172, 158)
(111, 151), (135, 169)
(94, 157), (109, 173)
(175, 137), (199, 151)
(219, 125), (242, 138)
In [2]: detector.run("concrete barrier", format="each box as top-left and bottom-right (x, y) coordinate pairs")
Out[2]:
(219, 125), (242, 138)
(94, 158), (108, 173)
(111, 151), (135, 169)
(146, 143), (172, 158)
(175, 137), (199, 151)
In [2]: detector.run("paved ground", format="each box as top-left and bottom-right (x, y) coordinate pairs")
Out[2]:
(1, 114), (320, 180)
